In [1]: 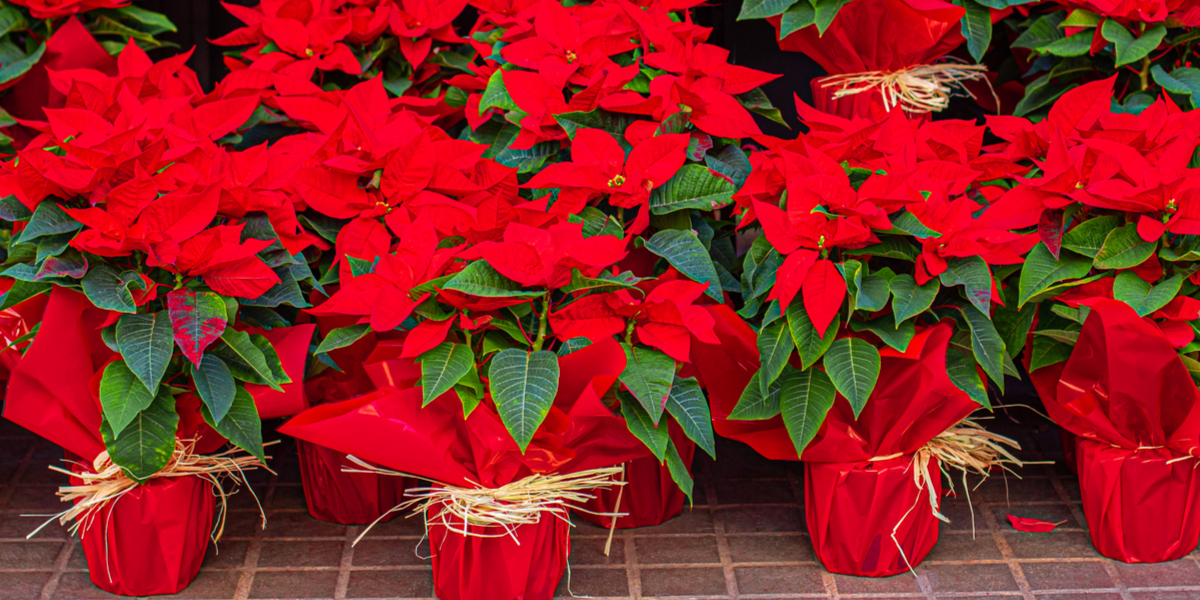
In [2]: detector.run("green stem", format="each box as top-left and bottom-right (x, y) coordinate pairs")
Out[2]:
(531, 293), (551, 352)
(1141, 54), (1151, 91)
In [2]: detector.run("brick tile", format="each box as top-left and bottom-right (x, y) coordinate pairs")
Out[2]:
(734, 565), (824, 594)
(358, 513), (427, 537)
(0, 571), (50, 600)
(634, 535), (720, 565)
(708, 440), (792, 481)
(1021, 561), (1117, 592)
(552, 567), (627, 597)
(717, 505), (805, 533)
(159, 568), (242, 599)
(352, 538), (430, 567)
(1114, 560), (1200, 589)
(726, 533), (816, 563)
(831, 571), (926, 595)
(635, 506), (714, 534)
(1005, 531), (1099, 559)
(258, 539), (345, 567)
(922, 562), (1018, 593)
(249, 570), (339, 598)
(266, 484), (307, 511)
(4, 485), (64, 510)
(993, 502), (1085, 530)
(639, 567), (727, 597)
(1130, 592), (1200, 600)
(567, 535), (625, 566)
(938, 499), (986, 532)
(345, 568), (433, 598)
(51, 572), (126, 599)
(923, 531), (1004, 562)
(1034, 595), (1123, 600)
(0, 540), (62, 569)
(261, 511), (346, 538)
(976, 475), (1061, 503)
(203, 539), (250, 569)
(0, 514), (63, 539)
(713, 479), (794, 506)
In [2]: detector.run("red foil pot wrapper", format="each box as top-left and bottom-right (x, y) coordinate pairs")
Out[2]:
(297, 439), (407, 525)
(576, 427), (696, 529)
(427, 503), (569, 600)
(78, 475), (214, 597)
(806, 456), (941, 577)
(1076, 439), (1200, 563)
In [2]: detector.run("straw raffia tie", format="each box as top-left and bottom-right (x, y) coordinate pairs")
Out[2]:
(27, 439), (272, 542)
(342, 456), (626, 546)
(870, 416), (1038, 576)
(819, 63), (994, 114)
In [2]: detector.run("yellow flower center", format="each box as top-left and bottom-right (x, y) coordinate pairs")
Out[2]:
(566, 50), (577, 63)
(608, 174), (626, 188)
(305, 48), (314, 57)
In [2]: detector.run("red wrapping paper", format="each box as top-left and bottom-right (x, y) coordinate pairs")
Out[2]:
(0, 285), (49, 398)
(243, 324), (315, 418)
(427, 503), (569, 600)
(77, 473), (215, 596)
(806, 456), (942, 577)
(689, 307), (976, 575)
(297, 439), (407, 525)
(768, 0), (969, 118)
(576, 422), (696, 529)
(1031, 300), (1200, 563)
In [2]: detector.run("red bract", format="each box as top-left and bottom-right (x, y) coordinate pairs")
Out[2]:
(911, 195), (1036, 284)
(213, 0), (363, 75)
(7, 0), (127, 18)
(471, 221), (629, 288)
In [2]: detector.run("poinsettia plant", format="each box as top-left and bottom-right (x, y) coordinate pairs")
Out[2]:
(980, 78), (1200, 381)
(1003, 0), (1200, 116)
(721, 100), (1034, 455)
(0, 42), (326, 481)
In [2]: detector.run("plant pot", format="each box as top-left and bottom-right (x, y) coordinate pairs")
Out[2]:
(78, 474), (214, 596)
(575, 436), (696, 529)
(297, 439), (407, 525)
(428, 502), (570, 600)
(1076, 438), (1200, 563)
(805, 456), (941, 577)
(1059, 427), (1078, 475)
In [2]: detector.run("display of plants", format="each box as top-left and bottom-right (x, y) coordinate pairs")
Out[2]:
(2, 0), (1200, 596)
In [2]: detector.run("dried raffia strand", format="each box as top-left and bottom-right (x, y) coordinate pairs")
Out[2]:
(26, 439), (273, 543)
(342, 456), (626, 545)
(886, 417), (1035, 576)
(818, 63), (995, 114)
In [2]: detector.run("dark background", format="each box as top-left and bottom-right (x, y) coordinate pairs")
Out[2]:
(133, 0), (826, 138)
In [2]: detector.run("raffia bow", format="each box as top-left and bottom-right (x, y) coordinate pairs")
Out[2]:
(819, 63), (994, 114)
(342, 456), (626, 545)
(871, 416), (1034, 575)
(27, 439), (271, 542)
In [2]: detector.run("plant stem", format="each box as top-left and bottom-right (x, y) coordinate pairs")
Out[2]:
(531, 293), (551, 352)
(1141, 55), (1151, 91)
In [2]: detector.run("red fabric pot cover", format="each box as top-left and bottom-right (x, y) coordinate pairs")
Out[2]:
(1028, 300), (1200, 563)
(78, 475), (214, 597)
(428, 503), (569, 600)
(575, 423), (696, 529)
(1076, 439), (1200, 563)
(806, 455), (941, 577)
(297, 439), (407, 525)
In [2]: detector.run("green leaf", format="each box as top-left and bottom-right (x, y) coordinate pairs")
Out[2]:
(729, 371), (783, 420)
(756, 320), (795, 396)
(1018, 244), (1093, 307)
(14, 201), (80, 245)
(778, 367), (837, 456)
(98, 360), (156, 439)
(1013, 12), (1065, 50)
(193, 354), (237, 423)
(0, 43), (44, 86)
(114, 5), (177, 33)
(664, 439), (694, 499)
(490, 349), (560, 452)
(478, 69), (518, 113)
(315, 324), (372, 353)
(1040, 31), (1093, 56)
(0, 280), (48, 311)
(958, 303), (1006, 389)
(1063, 215), (1120, 258)
(852, 236), (919, 261)
(1113, 272), (1182, 316)
(1060, 8), (1101, 27)
(554, 110), (636, 141)
(0, 7), (26, 38)
(946, 348), (989, 407)
(251, 333), (290, 386)
(644, 229), (722, 301)
(101, 388), (178, 483)
(939, 256), (992, 315)
(455, 364), (485, 418)
(559, 269), (640, 294)
(166, 289), (228, 367)
(0, 195), (31, 221)
(443, 261), (543, 298)
(1013, 73), (1069, 117)
(555, 337), (592, 357)
(201, 386), (265, 463)
(1030, 334), (1072, 371)
(1152, 65), (1200, 109)
(664, 377), (715, 459)
(956, 0), (993, 61)
(850, 318), (915, 353)
(890, 274), (939, 326)
(823, 338), (880, 417)
(779, 0), (816, 37)
(787, 301), (839, 369)
(619, 344), (675, 425)
(856, 274), (891, 312)
(621, 391), (669, 460)
(115, 312), (173, 393)
(705, 146), (752, 189)
(1101, 20), (1166, 66)
(81, 265), (145, 314)
(813, 0), (853, 33)
(1094, 223), (1155, 269)
(211, 329), (285, 391)
(649, 164), (737, 214)
(418, 342), (475, 406)
(738, 0), (800, 19)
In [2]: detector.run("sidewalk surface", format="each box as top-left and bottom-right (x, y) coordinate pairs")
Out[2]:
(0, 407), (1196, 600)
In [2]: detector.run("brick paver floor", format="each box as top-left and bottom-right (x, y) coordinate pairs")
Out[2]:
(0, 405), (1197, 599)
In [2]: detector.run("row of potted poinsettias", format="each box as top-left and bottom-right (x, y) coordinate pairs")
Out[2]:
(0, 0), (1199, 598)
